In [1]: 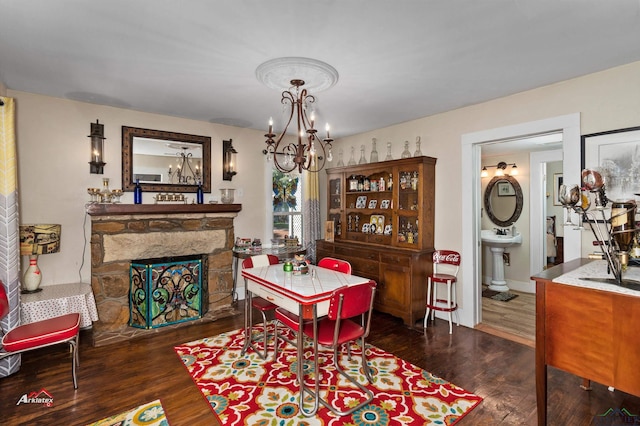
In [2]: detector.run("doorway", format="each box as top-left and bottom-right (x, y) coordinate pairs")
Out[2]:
(459, 113), (581, 330)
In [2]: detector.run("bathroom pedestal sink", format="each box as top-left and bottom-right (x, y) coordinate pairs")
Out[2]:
(481, 230), (522, 292)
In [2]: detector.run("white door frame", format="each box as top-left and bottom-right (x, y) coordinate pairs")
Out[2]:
(460, 113), (581, 327)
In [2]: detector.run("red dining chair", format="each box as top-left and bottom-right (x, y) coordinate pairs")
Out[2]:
(0, 281), (81, 389)
(242, 254), (279, 359)
(301, 281), (377, 416)
(424, 250), (461, 334)
(273, 258), (353, 361)
(317, 257), (352, 274)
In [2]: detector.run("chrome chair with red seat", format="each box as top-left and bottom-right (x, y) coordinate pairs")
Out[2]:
(301, 281), (377, 416)
(273, 258), (353, 360)
(242, 254), (279, 359)
(0, 281), (81, 389)
(424, 250), (461, 334)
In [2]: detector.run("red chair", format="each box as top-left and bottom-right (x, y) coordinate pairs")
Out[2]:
(301, 281), (377, 416)
(317, 257), (352, 274)
(424, 250), (460, 334)
(274, 258), (353, 360)
(0, 281), (80, 389)
(242, 254), (279, 359)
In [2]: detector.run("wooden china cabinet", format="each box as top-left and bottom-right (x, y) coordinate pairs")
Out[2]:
(316, 156), (436, 327)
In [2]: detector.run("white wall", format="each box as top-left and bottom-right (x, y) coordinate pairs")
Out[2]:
(9, 91), (269, 286)
(9, 60), (640, 296)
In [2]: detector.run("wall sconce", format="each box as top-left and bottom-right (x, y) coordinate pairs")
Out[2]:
(88, 119), (106, 174)
(222, 139), (237, 181)
(481, 161), (518, 177)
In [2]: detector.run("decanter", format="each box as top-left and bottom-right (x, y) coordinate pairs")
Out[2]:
(414, 136), (423, 157)
(385, 141), (393, 161)
(336, 148), (344, 167)
(358, 145), (367, 164)
(370, 138), (379, 163)
(401, 140), (411, 158)
(347, 146), (356, 166)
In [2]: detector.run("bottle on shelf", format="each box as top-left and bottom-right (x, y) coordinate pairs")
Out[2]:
(401, 140), (411, 158)
(197, 183), (204, 204)
(388, 173), (393, 191)
(134, 178), (142, 204)
(414, 136), (423, 157)
(370, 138), (379, 163)
(385, 141), (393, 161)
(358, 144), (367, 164)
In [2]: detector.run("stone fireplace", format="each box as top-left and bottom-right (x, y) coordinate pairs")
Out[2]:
(87, 203), (241, 346)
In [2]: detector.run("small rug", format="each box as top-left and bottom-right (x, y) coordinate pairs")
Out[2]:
(86, 399), (169, 426)
(175, 324), (483, 425)
(482, 288), (519, 302)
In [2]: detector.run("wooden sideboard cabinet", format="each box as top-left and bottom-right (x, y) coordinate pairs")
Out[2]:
(317, 156), (437, 326)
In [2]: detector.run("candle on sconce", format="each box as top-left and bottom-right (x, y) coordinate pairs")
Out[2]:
(310, 112), (315, 129)
(268, 117), (273, 134)
(325, 123), (331, 139)
(93, 150), (100, 163)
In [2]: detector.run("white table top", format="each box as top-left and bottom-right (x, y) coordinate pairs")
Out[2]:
(242, 264), (373, 305)
(552, 260), (640, 297)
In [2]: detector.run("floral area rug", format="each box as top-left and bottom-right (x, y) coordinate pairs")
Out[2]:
(86, 399), (169, 426)
(174, 323), (482, 425)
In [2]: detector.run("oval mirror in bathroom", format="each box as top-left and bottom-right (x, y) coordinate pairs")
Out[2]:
(484, 175), (523, 227)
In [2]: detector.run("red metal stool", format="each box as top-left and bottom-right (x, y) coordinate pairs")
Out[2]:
(424, 250), (460, 334)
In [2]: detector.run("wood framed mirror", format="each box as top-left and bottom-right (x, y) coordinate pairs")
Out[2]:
(122, 126), (211, 193)
(484, 175), (523, 227)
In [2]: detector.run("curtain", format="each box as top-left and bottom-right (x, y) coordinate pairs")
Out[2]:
(0, 96), (21, 376)
(303, 163), (321, 264)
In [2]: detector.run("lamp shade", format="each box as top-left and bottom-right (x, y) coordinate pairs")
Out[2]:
(19, 224), (61, 256)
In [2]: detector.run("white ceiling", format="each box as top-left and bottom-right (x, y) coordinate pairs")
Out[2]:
(2, 1), (640, 139)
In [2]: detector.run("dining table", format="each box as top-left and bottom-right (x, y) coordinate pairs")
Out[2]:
(241, 263), (375, 416)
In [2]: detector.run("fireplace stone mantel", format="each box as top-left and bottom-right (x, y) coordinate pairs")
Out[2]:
(87, 203), (242, 346)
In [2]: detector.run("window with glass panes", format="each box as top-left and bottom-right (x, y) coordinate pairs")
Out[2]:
(272, 169), (303, 242)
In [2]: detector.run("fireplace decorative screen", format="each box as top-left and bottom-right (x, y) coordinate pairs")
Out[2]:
(129, 255), (209, 329)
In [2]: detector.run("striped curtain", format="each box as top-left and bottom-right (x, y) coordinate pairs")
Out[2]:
(303, 163), (321, 264)
(0, 96), (21, 376)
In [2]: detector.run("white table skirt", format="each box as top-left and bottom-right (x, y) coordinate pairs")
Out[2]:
(21, 282), (99, 328)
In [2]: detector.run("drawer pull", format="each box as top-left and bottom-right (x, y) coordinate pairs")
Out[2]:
(266, 296), (275, 301)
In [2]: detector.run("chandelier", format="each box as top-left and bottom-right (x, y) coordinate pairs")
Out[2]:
(263, 79), (333, 173)
(168, 147), (202, 184)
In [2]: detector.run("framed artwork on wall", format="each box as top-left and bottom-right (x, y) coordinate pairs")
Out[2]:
(553, 173), (563, 206)
(581, 126), (640, 202)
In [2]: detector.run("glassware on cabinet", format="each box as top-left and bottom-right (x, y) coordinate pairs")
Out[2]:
(336, 148), (344, 167)
(385, 141), (393, 161)
(414, 136), (423, 157)
(99, 178), (113, 203)
(370, 138), (379, 163)
(348, 146), (356, 165)
(401, 141), (411, 158)
(358, 144), (367, 164)
(87, 187), (100, 203)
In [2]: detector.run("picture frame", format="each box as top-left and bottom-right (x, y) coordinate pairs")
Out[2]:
(368, 199), (377, 209)
(581, 126), (640, 202)
(355, 195), (367, 209)
(380, 199), (390, 209)
(553, 173), (563, 206)
(324, 220), (334, 242)
(497, 181), (516, 197)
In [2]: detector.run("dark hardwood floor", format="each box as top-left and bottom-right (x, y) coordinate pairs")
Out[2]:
(2, 304), (639, 425)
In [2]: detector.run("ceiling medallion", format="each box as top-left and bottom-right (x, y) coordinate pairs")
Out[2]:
(256, 57), (339, 92)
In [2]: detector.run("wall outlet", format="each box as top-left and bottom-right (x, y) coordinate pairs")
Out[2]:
(503, 253), (510, 266)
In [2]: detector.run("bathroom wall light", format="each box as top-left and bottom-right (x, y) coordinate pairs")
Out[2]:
(222, 139), (237, 181)
(481, 161), (518, 177)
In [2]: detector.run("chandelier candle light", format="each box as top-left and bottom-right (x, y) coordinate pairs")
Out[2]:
(263, 79), (334, 173)
(168, 147), (202, 185)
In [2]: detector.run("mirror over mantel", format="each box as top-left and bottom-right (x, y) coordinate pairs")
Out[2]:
(122, 126), (211, 193)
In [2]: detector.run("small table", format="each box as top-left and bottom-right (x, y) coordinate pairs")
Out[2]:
(241, 264), (374, 416)
(232, 246), (306, 302)
(21, 282), (99, 329)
